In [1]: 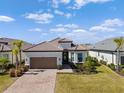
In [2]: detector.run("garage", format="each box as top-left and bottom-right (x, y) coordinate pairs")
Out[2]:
(30, 57), (57, 69)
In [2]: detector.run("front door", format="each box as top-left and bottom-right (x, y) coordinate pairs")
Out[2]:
(62, 51), (68, 64)
(121, 56), (124, 65)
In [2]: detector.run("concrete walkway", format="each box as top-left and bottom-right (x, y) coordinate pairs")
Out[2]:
(57, 64), (73, 73)
(4, 70), (57, 93)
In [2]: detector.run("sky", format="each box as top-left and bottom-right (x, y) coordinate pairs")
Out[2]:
(0, 0), (124, 44)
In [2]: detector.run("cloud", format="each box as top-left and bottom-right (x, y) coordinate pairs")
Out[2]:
(49, 18), (124, 43)
(68, 0), (111, 9)
(25, 12), (54, 24)
(90, 26), (115, 32)
(90, 18), (124, 32)
(28, 28), (42, 32)
(101, 18), (124, 27)
(54, 10), (72, 18)
(64, 28), (98, 43)
(50, 27), (68, 32)
(0, 16), (15, 22)
(52, 0), (70, 8)
(50, 23), (80, 33)
(51, 0), (112, 9)
(56, 24), (79, 29)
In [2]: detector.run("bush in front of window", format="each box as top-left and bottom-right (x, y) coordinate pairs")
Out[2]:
(108, 63), (115, 71)
(83, 60), (97, 74)
(85, 56), (101, 66)
(100, 60), (107, 65)
(0, 57), (10, 73)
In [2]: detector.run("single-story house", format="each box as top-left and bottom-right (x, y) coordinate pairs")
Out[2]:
(0, 38), (32, 64)
(24, 38), (88, 69)
(89, 37), (124, 65)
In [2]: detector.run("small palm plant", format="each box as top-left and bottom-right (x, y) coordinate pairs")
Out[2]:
(13, 40), (23, 65)
(0, 57), (9, 73)
(113, 37), (124, 71)
(12, 48), (19, 69)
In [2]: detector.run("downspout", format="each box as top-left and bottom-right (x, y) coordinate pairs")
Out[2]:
(112, 52), (114, 64)
(12, 51), (13, 64)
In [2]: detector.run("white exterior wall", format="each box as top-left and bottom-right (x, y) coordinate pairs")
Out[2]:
(24, 52), (62, 66)
(59, 43), (71, 49)
(69, 51), (88, 63)
(89, 51), (116, 65)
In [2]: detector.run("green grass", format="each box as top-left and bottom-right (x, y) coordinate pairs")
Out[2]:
(55, 65), (124, 93)
(0, 74), (14, 93)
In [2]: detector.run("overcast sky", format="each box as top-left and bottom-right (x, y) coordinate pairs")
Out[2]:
(0, 0), (124, 44)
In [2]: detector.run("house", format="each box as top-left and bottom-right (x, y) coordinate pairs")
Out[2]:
(89, 37), (124, 65)
(0, 38), (32, 64)
(24, 38), (88, 69)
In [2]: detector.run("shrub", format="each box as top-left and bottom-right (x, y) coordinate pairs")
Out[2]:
(119, 65), (124, 70)
(108, 63), (115, 71)
(83, 61), (97, 74)
(6, 64), (15, 70)
(0, 57), (9, 73)
(85, 56), (100, 66)
(100, 60), (107, 65)
(23, 65), (29, 72)
(9, 68), (16, 77)
(69, 62), (77, 69)
(21, 59), (25, 65)
(15, 69), (22, 77)
(9, 68), (24, 77)
(120, 69), (124, 74)
(57, 65), (62, 70)
(75, 63), (84, 72)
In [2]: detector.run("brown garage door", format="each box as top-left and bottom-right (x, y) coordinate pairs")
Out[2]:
(30, 57), (57, 69)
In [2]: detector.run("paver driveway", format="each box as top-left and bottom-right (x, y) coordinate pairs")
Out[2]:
(4, 69), (57, 93)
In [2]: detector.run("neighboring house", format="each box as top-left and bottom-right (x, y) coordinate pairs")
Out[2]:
(0, 38), (32, 63)
(89, 38), (124, 65)
(24, 38), (88, 69)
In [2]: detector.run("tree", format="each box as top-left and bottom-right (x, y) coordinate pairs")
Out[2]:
(113, 37), (124, 71)
(13, 40), (23, 65)
(0, 57), (9, 73)
(12, 48), (19, 69)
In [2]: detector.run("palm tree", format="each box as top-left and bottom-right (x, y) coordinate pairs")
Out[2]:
(12, 48), (19, 69)
(13, 40), (23, 65)
(113, 37), (124, 71)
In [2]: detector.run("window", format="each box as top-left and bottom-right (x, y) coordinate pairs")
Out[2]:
(3, 54), (9, 59)
(98, 52), (100, 56)
(77, 53), (83, 62)
(71, 53), (74, 62)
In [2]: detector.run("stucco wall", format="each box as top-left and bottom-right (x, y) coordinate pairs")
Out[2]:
(89, 51), (116, 65)
(24, 52), (63, 66)
(68, 51), (88, 63)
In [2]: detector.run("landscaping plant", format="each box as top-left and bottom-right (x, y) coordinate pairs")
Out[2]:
(0, 57), (9, 73)
(108, 63), (115, 71)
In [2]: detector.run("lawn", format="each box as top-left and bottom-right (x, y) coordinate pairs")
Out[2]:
(0, 74), (14, 93)
(55, 65), (124, 93)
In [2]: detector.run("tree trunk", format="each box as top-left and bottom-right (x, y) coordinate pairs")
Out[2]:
(15, 55), (18, 70)
(116, 49), (120, 72)
(19, 50), (22, 66)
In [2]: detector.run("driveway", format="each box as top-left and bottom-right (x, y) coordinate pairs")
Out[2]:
(4, 69), (57, 93)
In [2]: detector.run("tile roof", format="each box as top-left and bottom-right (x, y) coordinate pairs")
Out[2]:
(24, 37), (89, 51)
(90, 37), (124, 51)
(0, 38), (32, 51)
(24, 41), (63, 52)
(0, 44), (11, 51)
